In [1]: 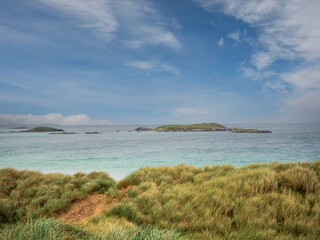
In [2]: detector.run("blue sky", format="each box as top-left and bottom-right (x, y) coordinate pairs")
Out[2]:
(1, 0), (320, 125)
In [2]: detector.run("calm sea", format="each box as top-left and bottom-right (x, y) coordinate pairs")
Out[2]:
(0, 123), (319, 180)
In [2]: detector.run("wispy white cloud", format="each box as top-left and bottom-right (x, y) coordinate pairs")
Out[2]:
(251, 51), (275, 70)
(39, 0), (118, 41)
(194, 0), (320, 122)
(227, 29), (257, 47)
(116, 0), (181, 49)
(263, 81), (287, 93)
(218, 37), (224, 47)
(125, 60), (180, 75)
(158, 63), (180, 75)
(125, 61), (154, 70)
(281, 66), (320, 90)
(241, 66), (275, 81)
(0, 113), (116, 126)
(125, 26), (181, 49)
(280, 90), (320, 123)
(227, 30), (241, 42)
(194, 0), (320, 68)
(38, 0), (181, 49)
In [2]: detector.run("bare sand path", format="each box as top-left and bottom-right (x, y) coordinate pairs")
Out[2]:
(56, 194), (116, 223)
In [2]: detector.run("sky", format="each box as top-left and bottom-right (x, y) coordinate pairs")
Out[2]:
(0, 0), (320, 125)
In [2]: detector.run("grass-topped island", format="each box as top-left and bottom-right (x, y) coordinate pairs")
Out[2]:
(0, 161), (319, 239)
(135, 123), (272, 133)
(22, 126), (64, 132)
(156, 122), (226, 131)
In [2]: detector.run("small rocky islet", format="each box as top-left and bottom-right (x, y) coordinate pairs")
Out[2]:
(17, 126), (103, 134)
(135, 123), (272, 133)
(20, 126), (101, 134)
(85, 131), (101, 134)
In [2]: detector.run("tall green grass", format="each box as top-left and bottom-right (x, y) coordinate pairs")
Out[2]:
(108, 162), (320, 239)
(1, 162), (320, 239)
(1, 218), (188, 240)
(1, 218), (102, 240)
(0, 169), (116, 223)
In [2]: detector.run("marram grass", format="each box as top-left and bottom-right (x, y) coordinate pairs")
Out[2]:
(1, 218), (187, 240)
(1, 161), (320, 239)
(110, 161), (320, 239)
(0, 168), (116, 223)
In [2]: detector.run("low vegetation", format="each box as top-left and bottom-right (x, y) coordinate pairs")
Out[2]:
(24, 126), (64, 132)
(1, 161), (320, 239)
(0, 169), (115, 223)
(155, 123), (225, 131)
(1, 218), (187, 240)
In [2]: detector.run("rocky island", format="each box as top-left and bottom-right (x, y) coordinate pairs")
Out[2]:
(135, 127), (154, 132)
(156, 123), (227, 132)
(231, 128), (272, 133)
(22, 126), (64, 132)
(135, 123), (272, 133)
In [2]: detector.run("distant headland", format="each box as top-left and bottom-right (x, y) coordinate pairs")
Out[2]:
(135, 123), (272, 133)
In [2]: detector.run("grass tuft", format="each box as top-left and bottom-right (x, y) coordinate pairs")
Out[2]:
(0, 169), (116, 223)
(110, 161), (320, 239)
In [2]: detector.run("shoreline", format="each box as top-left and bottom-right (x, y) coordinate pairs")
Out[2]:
(2, 160), (319, 180)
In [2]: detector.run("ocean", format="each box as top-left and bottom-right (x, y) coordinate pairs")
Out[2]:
(0, 123), (319, 180)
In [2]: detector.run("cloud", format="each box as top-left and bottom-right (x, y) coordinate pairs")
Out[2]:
(227, 30), (241, 42)
(39, 0), (181, 49)
(263, 81), (287, 93)
(39, 0), (118, 41)
(125, 61), (154, 70)
(218, 37), (224, 47)
(194, 0), (320, 122)
(281, 66), (320, 90)
(280, 90), (320, 122)
(125, 60), (180, 75)
(250, 51), (275, 70)
(227, 29), (257, 47)
(172, 107), (211, 116)
(116, 0), (181, 49)
(194, 0), (320, 68)
(0, 113), (116, 126)
(125, 26), (181, 49)
(159, 63), (180, 75)
(241, 66), (275, 81)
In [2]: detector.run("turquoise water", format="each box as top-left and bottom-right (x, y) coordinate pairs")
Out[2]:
(0, 123), (319, 180)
